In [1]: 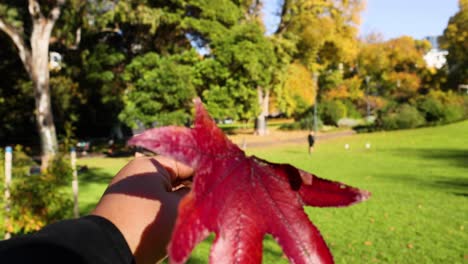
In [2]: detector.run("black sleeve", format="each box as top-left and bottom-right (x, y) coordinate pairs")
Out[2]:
(0, 215), (135, 264)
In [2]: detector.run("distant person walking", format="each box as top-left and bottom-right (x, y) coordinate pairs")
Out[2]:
(308, 131), (315, 154)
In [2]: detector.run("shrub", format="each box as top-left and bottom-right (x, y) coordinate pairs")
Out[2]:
(342, 100), (362, 119)
(353, 123), (378, 133)
(2, 147), (73, 236)
(279, 115), (323, 131)
(416, 90), (466, 124)
(320, 100), (347, 125)
(417, 97), (445, 122)
(443, 104), (465, 123)
(379, 104), (425, 130)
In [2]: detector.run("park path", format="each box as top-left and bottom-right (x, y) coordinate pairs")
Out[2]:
(228, 130), (356, 149)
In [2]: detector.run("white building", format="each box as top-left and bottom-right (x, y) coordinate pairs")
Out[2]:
(423, 36), (448, 70)
(424, 49), (448, 69)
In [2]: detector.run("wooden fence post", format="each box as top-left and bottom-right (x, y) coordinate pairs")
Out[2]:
(4, 146), (12, 239)
(71, 147), (79, 218)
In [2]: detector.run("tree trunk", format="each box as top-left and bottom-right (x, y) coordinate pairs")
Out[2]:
(255, 87), (269, 136)
(31, 17), (58, 168)
(0, 1), (63, 168)
(34, 78), (58, 168)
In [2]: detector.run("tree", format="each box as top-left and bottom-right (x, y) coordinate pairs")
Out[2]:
(357, 34), (390, 78)
(440, 0), (468, 87)
(0, 0), (65, 164)
(180, 1), (278, 134)
(0, 32), (36, 145)
(276, 0), (364, 70)
(51, 0), (189, 139)
(277, 62), (316, 117)
(209, 23), (277, 135)
(75, 41), (127, 139)
(92, 1), (279, 135)
(357, 36), (430, 103)
(272, 0), (365, 120)
(119, 51), (198, 128)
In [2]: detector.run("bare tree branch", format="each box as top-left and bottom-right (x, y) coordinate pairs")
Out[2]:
(274, 0), (289, 35)
(0, 18), (32, 76)
(49, 0), (66, 22)
(28, 0), (43, 20)
(49, 7), (61, 22)
(71, 27), (82, 50)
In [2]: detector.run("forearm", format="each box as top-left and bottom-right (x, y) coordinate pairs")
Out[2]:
(91, 157), (184, 264)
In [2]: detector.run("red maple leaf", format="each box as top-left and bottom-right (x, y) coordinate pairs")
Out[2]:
(128, 98), (370, 264)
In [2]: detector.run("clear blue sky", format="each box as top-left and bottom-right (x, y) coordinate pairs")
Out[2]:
(262, 0), (460, 40)
(361, 0), (459, 40)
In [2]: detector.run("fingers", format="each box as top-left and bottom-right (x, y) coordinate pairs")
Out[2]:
(114, 156), (194, 195)
(151, 156), (194, 182)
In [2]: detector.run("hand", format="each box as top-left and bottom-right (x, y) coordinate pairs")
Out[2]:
(91, 156), (193, 264)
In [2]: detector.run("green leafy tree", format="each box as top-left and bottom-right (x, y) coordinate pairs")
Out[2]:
(85, 1), (249, 131)
(119, 51), (198, 128)
(89, 1), (280, 135)
(440, 0), (468, 86)
(52, 1), (185, 139)
(277, 0), (364, 70)
(181, 1), (278, 134)
(208, 23), (277, 133)
(0, 33), (36, 145)
(74, 42), (127, 138)
(93, 0), (192, 55)
(193, 59), (233, 120)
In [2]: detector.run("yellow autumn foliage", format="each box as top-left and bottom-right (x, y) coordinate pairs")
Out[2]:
(324, 76), (364, 101)
(387, 72), (421, 99)
(276, 62), (317, 116)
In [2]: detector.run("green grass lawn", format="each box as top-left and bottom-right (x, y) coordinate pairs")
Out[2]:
(75, 121), (467, 263)
(76, 157), (132, 214)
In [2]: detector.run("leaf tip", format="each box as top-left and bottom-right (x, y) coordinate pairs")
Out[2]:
(358, 190), (371, 202)
(193, 97), (202, 106)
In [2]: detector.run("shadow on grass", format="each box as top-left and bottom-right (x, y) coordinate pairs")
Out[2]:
(374, 173), (468, 197)
(393, 148), (468, 168)
(79, 167), (114, 184)
(77, 167), (115, 215)
(283, 149), (306, 154)
(376, 148), (468, 196)
(435, 178), (468, 197)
